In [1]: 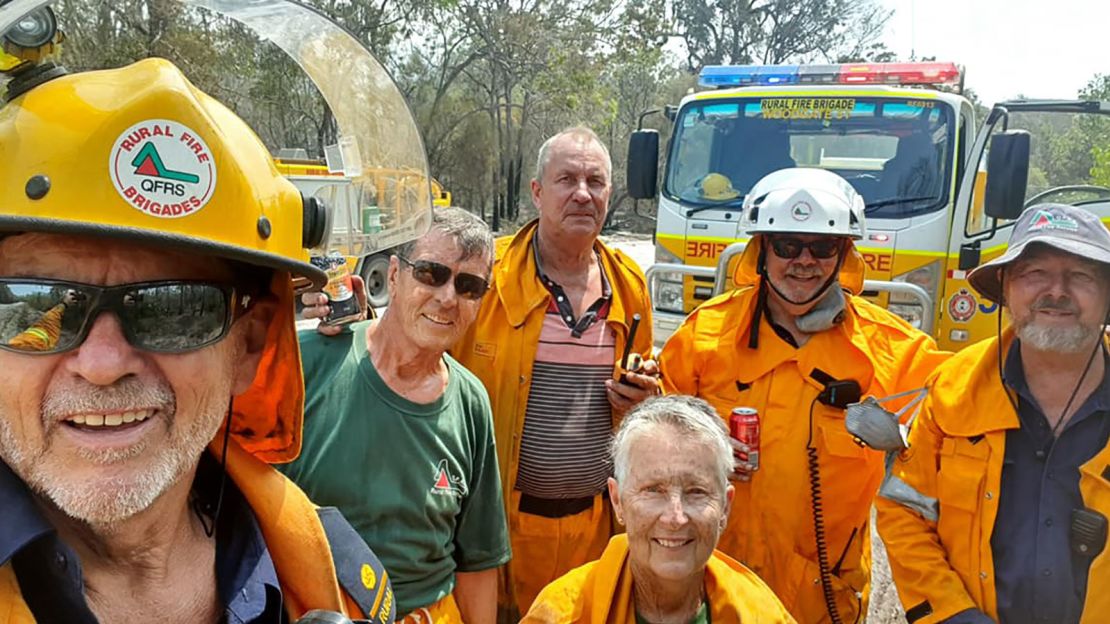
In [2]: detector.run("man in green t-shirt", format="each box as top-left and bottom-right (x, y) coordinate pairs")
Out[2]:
(281, 207), (509, 623)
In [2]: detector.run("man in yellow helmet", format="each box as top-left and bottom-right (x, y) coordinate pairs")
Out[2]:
(0, 58), (394, 623)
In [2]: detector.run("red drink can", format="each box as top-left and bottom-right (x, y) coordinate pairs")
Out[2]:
(730, 407), (760, 471)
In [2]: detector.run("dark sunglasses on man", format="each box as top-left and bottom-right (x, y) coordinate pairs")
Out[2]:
(396, 256), (490, 301)
(0, 279), (253, 355)
(767, 236), (845, 260)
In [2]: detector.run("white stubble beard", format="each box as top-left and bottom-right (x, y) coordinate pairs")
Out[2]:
(0, 373), (233, 529)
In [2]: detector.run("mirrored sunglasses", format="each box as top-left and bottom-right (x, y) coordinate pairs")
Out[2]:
(0, 279), (248, 355)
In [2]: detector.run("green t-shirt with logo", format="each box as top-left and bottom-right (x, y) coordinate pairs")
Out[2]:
(280, 322), (511, 616)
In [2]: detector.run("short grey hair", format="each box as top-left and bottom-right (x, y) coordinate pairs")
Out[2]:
(611, 395), (732, 493)
(395, 206), (494, 270)
(534, 126), (612, 182)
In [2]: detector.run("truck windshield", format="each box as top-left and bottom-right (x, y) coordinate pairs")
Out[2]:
(664, 96), (956, 218)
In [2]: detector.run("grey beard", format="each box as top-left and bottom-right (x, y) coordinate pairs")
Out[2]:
(1015, 318), (1101, 354)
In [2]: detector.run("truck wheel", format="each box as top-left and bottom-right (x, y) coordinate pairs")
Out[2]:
(360, 254), (391, 309)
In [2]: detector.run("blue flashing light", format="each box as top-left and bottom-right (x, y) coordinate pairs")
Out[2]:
(698, 64), (800, 88)
(699, 65), (753, 87)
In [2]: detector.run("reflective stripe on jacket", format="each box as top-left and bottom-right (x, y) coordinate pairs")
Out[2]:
(876, 330), (1110, 623)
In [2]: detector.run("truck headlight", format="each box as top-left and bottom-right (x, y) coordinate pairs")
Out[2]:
(890, 260), (942, 329)
(653, 244), (686, 314)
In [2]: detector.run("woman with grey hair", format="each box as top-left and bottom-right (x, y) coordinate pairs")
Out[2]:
(523, 395), (795, 623)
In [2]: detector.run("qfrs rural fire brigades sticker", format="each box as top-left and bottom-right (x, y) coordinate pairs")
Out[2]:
(109, 119), (216, 219)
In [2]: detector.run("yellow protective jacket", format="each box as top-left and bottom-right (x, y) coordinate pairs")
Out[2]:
(449, 221), (654, 602)
(0, 275), (393, 623)
(522, 534), (796, 623)
(875, 330), (1110, 623)
(658, 238), (950, 623)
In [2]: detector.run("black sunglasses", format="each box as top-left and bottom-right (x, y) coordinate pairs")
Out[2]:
(0, 279), (250, 355)
(396, 256), (490, 300)
(767, 237), (844, 260)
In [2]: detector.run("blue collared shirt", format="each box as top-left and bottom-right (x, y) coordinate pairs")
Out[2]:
(990, 341), (1110, 624)
(0, 453), (286, 623)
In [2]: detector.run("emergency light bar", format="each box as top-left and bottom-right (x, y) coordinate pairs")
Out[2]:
(698, 62), (961, 89)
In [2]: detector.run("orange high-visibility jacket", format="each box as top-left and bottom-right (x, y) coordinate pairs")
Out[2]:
(449, 220), (654, 606)
(522, 534), (797, 623)
(659, 238), (950, 623)
(876, 330), (1110, 623)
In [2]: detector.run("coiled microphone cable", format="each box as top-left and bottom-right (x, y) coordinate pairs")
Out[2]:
(807, 395), (845, 624)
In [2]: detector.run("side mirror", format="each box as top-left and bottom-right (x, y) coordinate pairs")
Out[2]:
(984, 130), (1030, 221)
(627, 130), (660, 200)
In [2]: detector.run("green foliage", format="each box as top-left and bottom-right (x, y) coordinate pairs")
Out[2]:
(672, 0), (891, 69)
(1091, 147), (1110, 187)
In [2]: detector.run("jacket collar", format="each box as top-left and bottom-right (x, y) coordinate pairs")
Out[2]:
(728, 282), (876, 389)
(0, 460), (53, 568)
(929, 329), (1021, 437)
(494, 220), (641, 332)
(211, 434), (349, 614)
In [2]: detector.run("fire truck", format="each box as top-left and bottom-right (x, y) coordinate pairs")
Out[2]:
(276, 157), (451, 307)
(627, 62), (1110, 350)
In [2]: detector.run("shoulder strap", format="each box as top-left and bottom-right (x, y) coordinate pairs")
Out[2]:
(316, 507), (396, 623)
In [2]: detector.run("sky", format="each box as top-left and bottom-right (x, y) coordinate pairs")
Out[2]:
(879, 0), (1109, 104)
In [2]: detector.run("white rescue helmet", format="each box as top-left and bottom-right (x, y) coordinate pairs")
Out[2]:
(742, 168), (866, 240)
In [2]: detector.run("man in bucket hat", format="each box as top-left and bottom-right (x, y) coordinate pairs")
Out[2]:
(0, 59), (394, 623)
(878, 203), (1110, 624)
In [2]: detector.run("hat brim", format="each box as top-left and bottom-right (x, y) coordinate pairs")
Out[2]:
(0, 216), (327, 291)
(968, 236), (1110, 303)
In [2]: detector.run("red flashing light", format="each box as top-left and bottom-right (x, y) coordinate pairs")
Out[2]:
(837, 62), (960, 86)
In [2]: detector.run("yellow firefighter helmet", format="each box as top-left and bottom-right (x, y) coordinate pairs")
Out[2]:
(701, 172), (741, 201)
(0, 57), (328, 288)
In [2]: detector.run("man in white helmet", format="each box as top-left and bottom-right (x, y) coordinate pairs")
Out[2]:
(659, 168), (950, 623)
